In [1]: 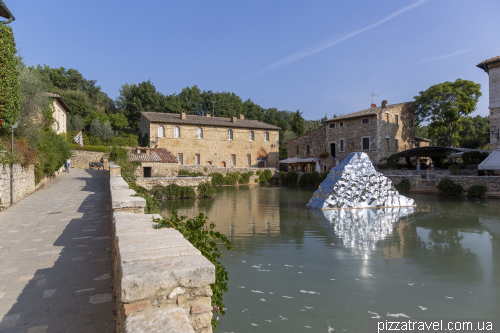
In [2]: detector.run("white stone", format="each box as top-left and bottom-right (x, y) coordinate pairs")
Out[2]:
(168, 287), (185, 299)
(308, 152), (415, 209)
(124, 307), (194, 333)
(89, 293), (113, 304)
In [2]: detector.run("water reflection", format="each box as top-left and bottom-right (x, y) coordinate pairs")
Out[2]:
(311, 207), (414, 253)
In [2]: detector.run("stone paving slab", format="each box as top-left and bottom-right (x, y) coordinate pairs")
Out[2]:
(0, 169), (115, 333)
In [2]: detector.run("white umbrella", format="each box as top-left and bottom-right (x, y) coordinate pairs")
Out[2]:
(316, 160), (321, 173)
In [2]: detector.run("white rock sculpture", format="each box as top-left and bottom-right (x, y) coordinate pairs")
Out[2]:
(307, 152), (415, 209)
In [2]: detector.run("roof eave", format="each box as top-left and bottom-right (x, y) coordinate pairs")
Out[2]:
(0, 1), (15, 23)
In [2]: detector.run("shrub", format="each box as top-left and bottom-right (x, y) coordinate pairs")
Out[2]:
(89, 119), (113, 142)
(0, 24), (21, 132)
(285, 170), (299, 184)
(258, 173), (267, 183)
(239, 173), (250, 184)
(198, 183), (216, 197)
(154, 211), (233, 331)
(387, 154), (399, 169)
(254, 179), (259, 183)
(256, 170), (262, 175)
(210, 173), (225, 185)
(467, 185), (487, 197)
(178, 170), (190, 176)
(247, 171), (254, 176)
(203, 167), (208, 172)
(223, 176), (237, 185)
(438, 177), (464, 195)
(449, 164), (459, 175)
(279, 171), (286, 184)
(298, 172), (313, 186)
(462, 151), (488, 166)
(319, 152), (329, 158)
(316, 171), (328, 186)
(70, 144), (108, 152)
(394, 178), (411, 192)
(109, 146), (128, 162)
(35, 131), (72, 184)
(263, 169), (273, 180)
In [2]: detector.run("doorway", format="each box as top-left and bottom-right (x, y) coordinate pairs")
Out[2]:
(257, 157), (267, 168)
(143, 167), (152, 178)
(330, 143), (335, 158)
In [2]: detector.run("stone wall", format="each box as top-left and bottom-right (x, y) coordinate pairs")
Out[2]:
(142, 116), (280, 168)
(488, 63), (500, 150)
(380, 169), (451, 179)
(136, 176), (211, 191)
(0, 164), (35, 210)
(134, 162), (178, 178)
(438, 175), (500, 192)
(179, 165), (276, 183)
(377, 103), (415, 161)
(109, 168), (215, 332)
(71, 150), (109, 169)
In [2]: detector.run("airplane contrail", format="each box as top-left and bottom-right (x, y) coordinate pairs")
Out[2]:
(415, 48), (474, 65)
(230, 0), (430, 88)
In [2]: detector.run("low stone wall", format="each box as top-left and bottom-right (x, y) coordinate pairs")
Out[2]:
(380, 169), (450, 179)
(385, 173), (500, 193)
(438, 175), (500, 192)
(0, 165), (35, 210)
(179, 165), (276, 183)
(71, 150), (109, 169)
(109, 165), (215, 332)
(136, 176), (211, 191)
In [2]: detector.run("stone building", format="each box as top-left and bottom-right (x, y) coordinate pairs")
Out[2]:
(140, 110), (280, 168)
(477, 55), (500, 151)
(287, 100), (416, 167)
(128, 147), (179, 178)
(46, 93), (71, 134)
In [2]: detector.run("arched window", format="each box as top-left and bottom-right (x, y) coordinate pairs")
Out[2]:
(249, 131), (254, 141)
(197, 128), (203, 139)
(264, 132), (269, 141)
(174, 126), (180, 138)
(228, 129), (233, 140)
(158, 126), (165, 137)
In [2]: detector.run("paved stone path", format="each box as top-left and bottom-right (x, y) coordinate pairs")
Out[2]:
(0, 169), (115, 333)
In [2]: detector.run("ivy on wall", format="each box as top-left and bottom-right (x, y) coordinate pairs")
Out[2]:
(0, 24), (21, 133)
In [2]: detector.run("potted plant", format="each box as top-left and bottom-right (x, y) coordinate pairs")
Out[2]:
(319, 152), (329, 159)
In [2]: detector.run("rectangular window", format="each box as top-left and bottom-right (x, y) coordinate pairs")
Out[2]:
(306, 145), (310, 153)
(395, 114), (399, 125)
(340, 122), (344, 127)
(329, 123), (335, 128)
(362, 137), (370, 150)
(195, 154), (200, 165)
(386, 113), (389, 123)
(410, 141), (414, 149)
(340, 140), (344, 152)
(395, 139), (399, 152)
(362, 118), (370, 124)
(296, 146), (299, 154)
(324, 166), (326, 171)
(231, 154), (236, 166)
(247, 154), (251, 166)
(178, 154), (183, 165)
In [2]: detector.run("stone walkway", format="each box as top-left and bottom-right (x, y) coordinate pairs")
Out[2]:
(0, 169), (115, 333)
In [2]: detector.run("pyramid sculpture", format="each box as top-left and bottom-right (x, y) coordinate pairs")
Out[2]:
(307, 152), (415, 210)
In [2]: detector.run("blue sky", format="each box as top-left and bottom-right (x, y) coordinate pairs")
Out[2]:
(9, 0), (500, 120)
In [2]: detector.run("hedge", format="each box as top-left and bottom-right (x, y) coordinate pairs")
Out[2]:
(70, 144), (108, 152)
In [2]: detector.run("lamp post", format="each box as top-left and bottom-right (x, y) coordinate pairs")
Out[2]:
(10, 121), (18, 205)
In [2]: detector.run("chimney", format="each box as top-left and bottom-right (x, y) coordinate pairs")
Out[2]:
(181, 109), (186, 120)
(206, 112), (210, 117)
(231, 114), (237, 123)
(381, 100), (388, 109)
(371, 103), (376, 108)
(239, 114), (244, 120)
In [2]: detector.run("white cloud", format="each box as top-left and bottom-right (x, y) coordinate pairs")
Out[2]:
(230, 0), (430, 88)
(415, 48), (474, 65)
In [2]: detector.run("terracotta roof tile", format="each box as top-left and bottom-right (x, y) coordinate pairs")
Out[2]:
(128, 147), (178, 163)
(325, 102), (410, 122)
(477, 55), (500, 72)
(141, 112), (280, 130)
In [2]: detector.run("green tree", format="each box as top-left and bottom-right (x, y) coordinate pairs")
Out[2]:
(54, 89), (94, 117)
(109, 113), (129, 134)
(0, 24), (21, 133)
(90, 119), (113, 142)
(458, 115), (490, 149)
(291, 110), (305, 136)
(413, 79), (482, 147)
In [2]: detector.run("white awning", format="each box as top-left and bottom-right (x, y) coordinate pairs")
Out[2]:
(279, 157), (319, 164)
(478, 150), (500, 170)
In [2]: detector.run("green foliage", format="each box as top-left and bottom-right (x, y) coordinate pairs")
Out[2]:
(467, 185), (487, 197)
(258, 173), (267, 183)
(263, 169), (273, 180)
(109, 113), (129, 134)
(210, 173), (225, 185)
(458, 115), (490, 149)
(151, 184), (196, 199)
(394, 178), (411, 192)
(154, 211), (233, 330)
(387, 154), (400, 169)
(198, 183), (216, 197)
(178, 170), (205, 177)
(461, 151), (488, 166)
(414, 79), (482, 147)
(298, 172), (313, 186)
(56, 89), (94, 117)
(256, 170), (261, 175)
(238, 173), (250, 184)
(279, 171), (286, 183)
(67, 114), (85, 132)
(437, 177), (464, 195)
(317, 171), (328, 185)
(223, 175), (237, 185)
(90, 119), (113, 142)
(449, 164), (459, 175)
(285, 170), (299, 184)
(291, 110), (305, 136)
(109, 146), (128, 161)
(70, 144), (108, 152)
(0, 25), (21, 133)
(35, 131), (72, 184)
(247, 171), (254, 176)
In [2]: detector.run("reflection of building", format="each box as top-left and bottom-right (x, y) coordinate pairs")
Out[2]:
(477, 56), (500, 151)
(287, 100), (417, 167)
(140, 111), (280, 168)
(47, 93), (72, 134)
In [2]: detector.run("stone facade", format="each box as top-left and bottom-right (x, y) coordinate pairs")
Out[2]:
(134, 161), (179, 178)
(70, 150), (109, 169)
(477, 56), (500, 150)
(287, 101), (416, 166)
(0, 165), (35, 210)
(140, 111), (280, 169)
(136, 176), (211, 191)
(47, 93), (71, 135)
(109, 169), (215, 332)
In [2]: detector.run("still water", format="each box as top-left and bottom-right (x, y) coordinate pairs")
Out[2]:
(160, 186), (500, 332)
